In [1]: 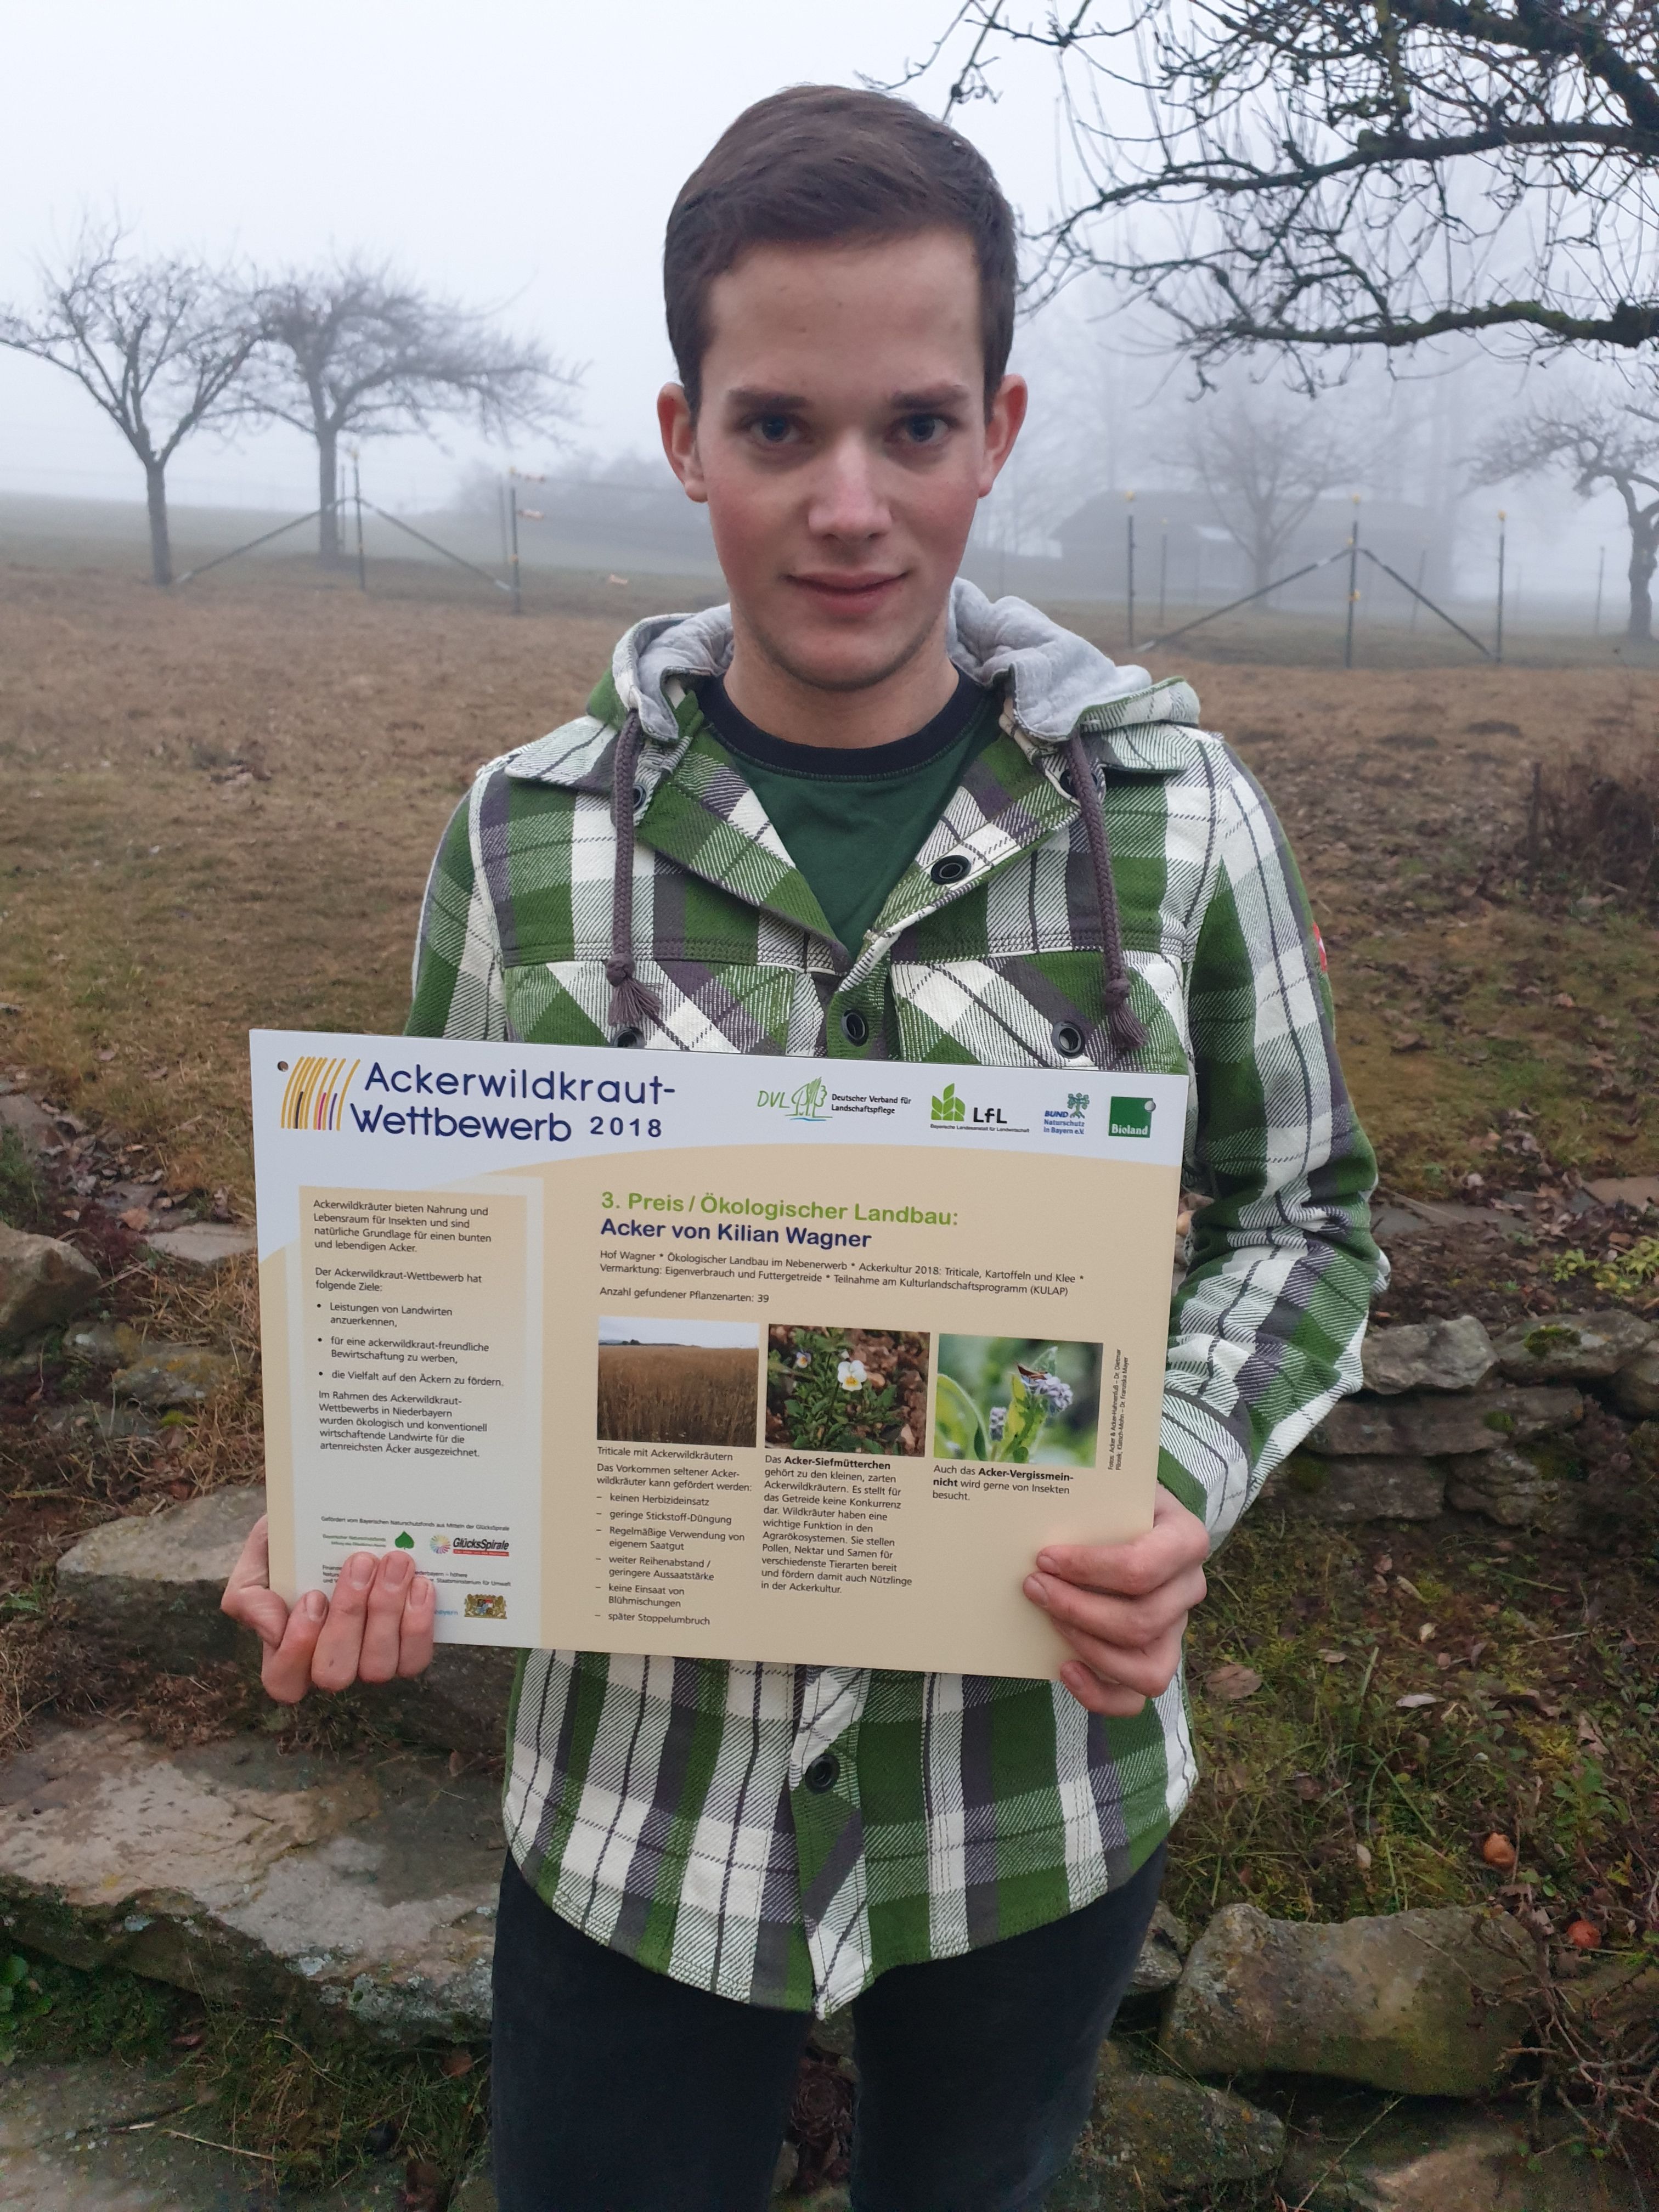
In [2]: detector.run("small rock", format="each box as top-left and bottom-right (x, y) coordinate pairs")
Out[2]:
(1045, 2043), (1285, 2210)
(1277, 2097), (1643, 2210)
(0, 1220), (102, 1348)
(0, 1334), (50, 1383)
(1362, 1315), (1496, 1396)
(1466, 1384), (1585, 1443)
(1306, 1393), (1497, 1457)
(1446, 1444), (1585, 1534)
(112, 1342), (237, 1406)
(1611, 1342), (1659, 1419)
(40, 1400), (160, 1444)
(1492, 1309), (1656, 1383)
(1159, 1903), (1536, 2095)
(63, 1319), (144, 1366)
(57, 1485), (267, 1667)
(1274, 1454), (1445, 1521)
(1128, 1900), (1190, 1996)
(1584, 1173), (1659, 1212)
(451, 2148), (498, 2211)
(0, 1092), (58, 1152)
(144, 1221), (257, 1268)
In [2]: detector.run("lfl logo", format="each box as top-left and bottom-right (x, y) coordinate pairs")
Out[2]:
(931, 1082), (1005, 1126)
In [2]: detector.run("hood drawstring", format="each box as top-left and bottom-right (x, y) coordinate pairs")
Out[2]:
(1066, 730), (1148, 1062)
(607, 710), (662, 1042)
(606, 706), (1142, 1064)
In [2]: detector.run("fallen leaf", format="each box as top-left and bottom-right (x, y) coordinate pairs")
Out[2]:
(1565, 1919), (1602, 1951)
(1481, 1832), (1518, 1870)
(1418, 1621), (1437, 1643)
(1318, 1649), (1347, 1664)
(1394, 1574), (1424, 1600)
(1291, 1773), (1322, 1801)
(1205, 1663), (1263, 1701)
(1575, 1711), (1609, 1756)
(437, 2047), (473, 2077)
(120, 1207), (151, 1231)
(448, 1750), (467, 1777)
(1355, 1842), (1373, 1871)
(1554, 992), (1576, 1009)
(97, 1047), (117, 1062)
(1396, 1692), (1439, 1709)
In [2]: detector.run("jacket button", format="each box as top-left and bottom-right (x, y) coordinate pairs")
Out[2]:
(803, 1753), (839, 1793)
(614, 1027), (644, 1048)
(930, 853), (972, 885)
(1052, 1020), (1084, 1057)
(840, 1009), (869, 1046)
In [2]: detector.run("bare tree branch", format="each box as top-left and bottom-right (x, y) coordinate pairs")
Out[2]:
(1473, 390), (1659, 637)
(883, 3), (1659, 377)
(0, 222), (257, 584)
(230, 259), (581, 561)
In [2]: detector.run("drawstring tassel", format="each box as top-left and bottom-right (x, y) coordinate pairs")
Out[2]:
(608, 709), (662, 1041)
(1066, 730), (1147, 1063)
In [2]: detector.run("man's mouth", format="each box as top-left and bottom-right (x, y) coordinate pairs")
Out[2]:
(788, 571), (906, 611)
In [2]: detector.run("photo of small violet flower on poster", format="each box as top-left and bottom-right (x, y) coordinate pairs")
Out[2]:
(934, 1338), (1103, 1466)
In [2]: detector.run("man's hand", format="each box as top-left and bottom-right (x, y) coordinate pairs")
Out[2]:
(221, 1516), (436, 1705)
(1023, 1487), (1210, 1717)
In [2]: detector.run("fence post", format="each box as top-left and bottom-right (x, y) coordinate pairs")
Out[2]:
(509, 470), (522, 617)
(1409, 547), (1426, 635)
(1158, 521), (1168, 630)
(1496, 511), (1506, 664)
(1343, 496), (1361, 669)
(352, 455), (366, 593)
(1125, 491), (1136, 652)
(1594, 545), (1605, 637)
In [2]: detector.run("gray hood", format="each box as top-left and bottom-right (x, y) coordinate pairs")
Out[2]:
(613, 578), (1200, 750)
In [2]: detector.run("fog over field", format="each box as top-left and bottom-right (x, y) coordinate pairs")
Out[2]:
(0, 0), (1644, 625)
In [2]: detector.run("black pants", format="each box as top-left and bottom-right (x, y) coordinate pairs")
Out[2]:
(490, 1845), (1166, 2212)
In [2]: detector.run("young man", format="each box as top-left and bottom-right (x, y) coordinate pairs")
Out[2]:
(223, 85), (1381, 2212)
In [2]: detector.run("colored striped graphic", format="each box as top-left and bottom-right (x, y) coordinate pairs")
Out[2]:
(279, 1054), (361, 1131)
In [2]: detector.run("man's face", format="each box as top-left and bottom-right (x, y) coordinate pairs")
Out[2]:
(659, 230), (1025, 696)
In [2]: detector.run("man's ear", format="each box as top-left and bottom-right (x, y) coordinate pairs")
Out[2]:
(978, 374), (1029, 499)
(657, 383), (708, 505)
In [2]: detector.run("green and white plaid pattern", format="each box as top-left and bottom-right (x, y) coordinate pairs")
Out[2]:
(406, 598), (1383, 2016)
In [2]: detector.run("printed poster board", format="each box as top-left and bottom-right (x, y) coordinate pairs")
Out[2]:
(251, 1032), (1186, 1680)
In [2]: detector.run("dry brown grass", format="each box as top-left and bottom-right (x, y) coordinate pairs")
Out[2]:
(596, 1342), (759, 1447)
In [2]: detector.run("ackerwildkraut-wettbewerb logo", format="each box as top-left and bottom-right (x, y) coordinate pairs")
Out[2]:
(280, 1054), (361, 1131)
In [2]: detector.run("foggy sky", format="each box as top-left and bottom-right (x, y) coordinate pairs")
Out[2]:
(0, 0), (1064, 507)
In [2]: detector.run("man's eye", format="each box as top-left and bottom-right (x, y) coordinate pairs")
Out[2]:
(753, 415), (793, 444)
(902, 414), (949, 444)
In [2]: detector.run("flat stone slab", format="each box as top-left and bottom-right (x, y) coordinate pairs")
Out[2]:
(0, 1722), (501, 2046)
(57, 1488), (269, 1669)
(1277, 2095), (1644, 2209)
(1274, 1454), (1445, 1522)
(1362, 1316), (1496, 1396)
(143, 1224), (257, 1269)
(54, 1486), (518, 1753)
(1584, 1174), (1659, 1212)
(1493, 1309), (1655, 1383)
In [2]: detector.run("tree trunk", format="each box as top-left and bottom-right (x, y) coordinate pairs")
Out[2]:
(318, 427), (340, 565)
(145, 462), (172, 587)
(1627, 527), (1655, 644)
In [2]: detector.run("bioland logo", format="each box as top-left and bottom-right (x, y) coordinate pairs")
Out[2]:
(931, 1082), (966, 1123)
(279, 1054), (361, 1132)
(1109, 1096), (1156, 1138)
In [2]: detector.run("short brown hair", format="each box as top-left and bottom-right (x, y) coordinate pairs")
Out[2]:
(664, 86), (1017, 415)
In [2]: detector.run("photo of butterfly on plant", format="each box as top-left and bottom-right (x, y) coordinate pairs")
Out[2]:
(934, 1338), (1104, 1467)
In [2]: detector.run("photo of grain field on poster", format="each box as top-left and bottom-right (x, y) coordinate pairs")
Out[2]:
(596, 1317), (760, 1447)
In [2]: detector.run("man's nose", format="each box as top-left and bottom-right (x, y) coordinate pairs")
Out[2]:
(805, 434), (889, 539)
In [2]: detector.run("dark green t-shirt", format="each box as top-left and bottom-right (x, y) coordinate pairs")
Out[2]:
(696, 672), (1001, 954)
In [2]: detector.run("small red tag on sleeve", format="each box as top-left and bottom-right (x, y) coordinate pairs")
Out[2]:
(1312, 923), (1328, 972)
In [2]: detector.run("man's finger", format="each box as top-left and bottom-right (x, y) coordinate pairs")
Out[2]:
(1023, 1562), (1206, 1647)
(358, 1551), (416, 1684)
(1036, 1499), (1209, 1598)
(397, 1575), (437, 1678)
(1051, 1621), (1187, 1702)
(311, 1551), (376, 1691)
(263, 1588), (328, 1703)
(1058, 1662), (1149, 1718)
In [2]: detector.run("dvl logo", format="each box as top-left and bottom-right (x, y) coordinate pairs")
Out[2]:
(1109, 1096), (1156, 1139)
(931, 1082), (966, 1123)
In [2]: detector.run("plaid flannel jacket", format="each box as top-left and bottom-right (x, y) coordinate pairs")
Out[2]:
(405, 583), (1383, 2016)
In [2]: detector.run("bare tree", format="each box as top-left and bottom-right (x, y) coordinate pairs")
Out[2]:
(1184, 392), (1350, 594)
(1475, 397), (1659, 640)
(235, 261), (579, 561)
(0, 225), (256, 584)
(888, 3), (1659, 377)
